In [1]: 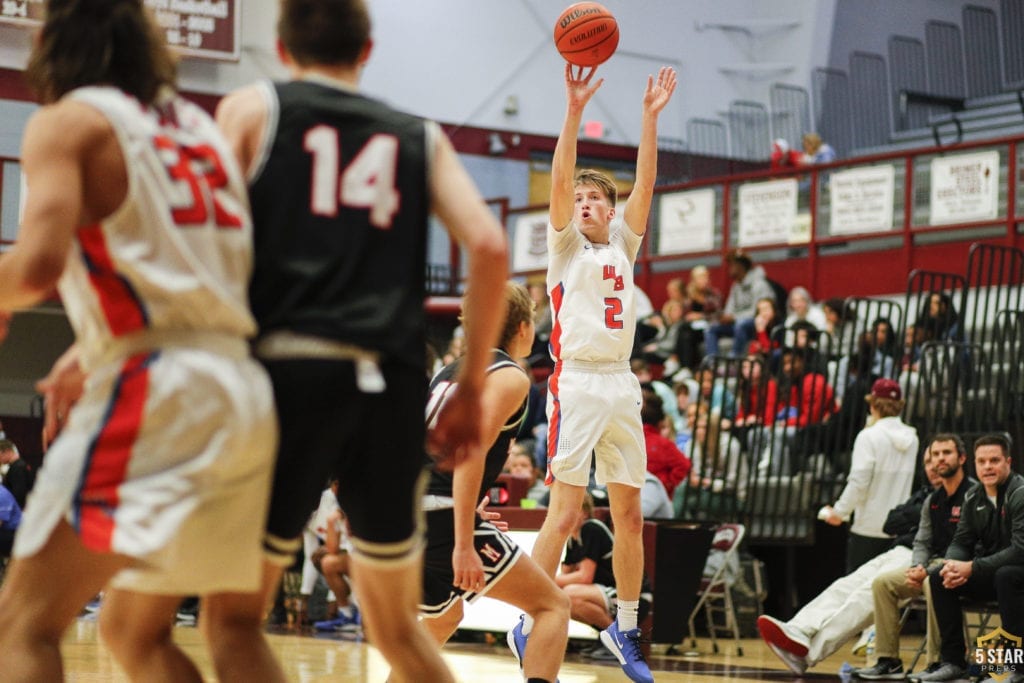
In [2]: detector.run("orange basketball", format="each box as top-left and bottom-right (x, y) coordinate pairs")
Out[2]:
(553, 2), (619, 67)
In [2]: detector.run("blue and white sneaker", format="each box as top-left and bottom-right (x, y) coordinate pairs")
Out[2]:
(599, 622), (654, 683)
(506, 614), (528, 668)
(313, 607), (360, 632)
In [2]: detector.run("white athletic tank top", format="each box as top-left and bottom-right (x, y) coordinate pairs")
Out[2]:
(58, 86), (256, 370)
(546, 221), (642, 363)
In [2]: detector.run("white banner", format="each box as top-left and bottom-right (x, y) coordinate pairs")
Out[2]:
(830, 165), (896, 235)
(738, 178), (798, 246)
(511, 211), (549, 272)
(657, 188), (715, 254)
(929, 150), (1000, 225)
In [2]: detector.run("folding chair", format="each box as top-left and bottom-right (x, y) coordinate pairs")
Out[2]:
(961, 597), (1000, 643)
(687, 522), (746, 655)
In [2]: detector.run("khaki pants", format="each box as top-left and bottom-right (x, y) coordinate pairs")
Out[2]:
(871, 562), (940, 665)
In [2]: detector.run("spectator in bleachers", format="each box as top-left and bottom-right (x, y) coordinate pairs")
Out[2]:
(917, 291), (961, 343)
(694, 366), (737, 425)
(0, 440), (34, 510)
(506, 445), (550, 506)
(770, 138), (803, 171)
(641, 471), (675, 519)
(734, 352), (779, 455)
(757, 442), (941, 676)
(640, 299), (686, 368)
(757, 347), (838, 475)
(640, 386), (691, 499)
(527, 280), (553, 368)
(704, 250), (776, 358)
(751, 297), (784, 360)
(822, 297), (858, 353)
(799, 132), (837, 165)
(666, 266), (723, 374)
(820, 379), (918, 572)
(784, 287), (828, 332)
(921, 433), (1024, 683)
(673, 380), (698, 454)
(632, 359), (683, 434)
(676, 409), (746, 520)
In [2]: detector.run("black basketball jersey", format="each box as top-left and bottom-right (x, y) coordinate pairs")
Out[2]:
(248, 79), (432, 370)
(425, 350), (528, 499)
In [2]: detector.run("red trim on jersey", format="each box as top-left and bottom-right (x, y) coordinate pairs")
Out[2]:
(545, 360), (563, 485)
(77, 353), (152, 552)
(78, 223), (148, 335)
(549, 283), (564, 360)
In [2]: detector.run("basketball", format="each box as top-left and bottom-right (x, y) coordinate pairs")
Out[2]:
(553, 2), (619, 67)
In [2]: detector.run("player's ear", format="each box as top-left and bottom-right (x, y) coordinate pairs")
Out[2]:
(275, 39), (293, 67)
(607, 206), (616, 221)
(359, 38), (373, 66)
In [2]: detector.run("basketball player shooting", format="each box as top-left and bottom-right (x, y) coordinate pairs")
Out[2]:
(513, 62), (676, 683)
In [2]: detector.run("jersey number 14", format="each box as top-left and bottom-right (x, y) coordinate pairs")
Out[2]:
(304, 127), (401, 229)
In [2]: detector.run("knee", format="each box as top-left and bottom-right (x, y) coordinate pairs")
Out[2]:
(99, 610), (172, 663)
(545, 510), (580, 539)
(994, 565), (1024, 594)
(612, 508), (644, 536)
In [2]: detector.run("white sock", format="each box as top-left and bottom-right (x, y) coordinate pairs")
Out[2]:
(521, 614), (535, 635)
(616, 600), (639, 631)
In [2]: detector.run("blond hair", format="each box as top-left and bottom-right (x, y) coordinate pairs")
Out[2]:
(574, 169), (618, 207)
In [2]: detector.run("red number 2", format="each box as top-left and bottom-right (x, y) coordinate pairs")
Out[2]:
(604, 297), (623, 329)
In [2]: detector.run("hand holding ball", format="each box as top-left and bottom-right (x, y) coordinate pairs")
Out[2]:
(554, 2), (619, 67)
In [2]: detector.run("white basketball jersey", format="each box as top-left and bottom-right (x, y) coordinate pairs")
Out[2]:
(546, 221), (642, 362)
(57, 87), (256, 369)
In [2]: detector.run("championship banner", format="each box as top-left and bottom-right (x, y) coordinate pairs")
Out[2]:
(0, 0), (240, 62)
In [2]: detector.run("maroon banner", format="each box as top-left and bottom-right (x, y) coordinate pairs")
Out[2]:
(0, 0), (239, 62)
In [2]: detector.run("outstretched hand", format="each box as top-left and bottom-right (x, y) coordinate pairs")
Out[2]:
(564, 63), (604, 111)
(643, 66), (677, 116)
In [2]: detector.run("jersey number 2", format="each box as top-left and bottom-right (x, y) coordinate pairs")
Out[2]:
(304, 127), (401, 229)
(604, 297), (623, 329)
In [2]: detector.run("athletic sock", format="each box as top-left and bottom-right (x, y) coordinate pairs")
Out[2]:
(521, 614), (535, 635)
(616, 599), (639, 631)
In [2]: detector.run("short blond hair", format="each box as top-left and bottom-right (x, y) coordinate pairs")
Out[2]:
(574, 169), (618, 207)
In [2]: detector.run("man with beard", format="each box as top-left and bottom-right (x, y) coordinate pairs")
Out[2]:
(855, 434), (974, 680)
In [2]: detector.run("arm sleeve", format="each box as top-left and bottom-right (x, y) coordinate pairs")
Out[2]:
(911, 494), (933, 566)
(973, 488), (1024, 581)
(832, 432), (875, 519)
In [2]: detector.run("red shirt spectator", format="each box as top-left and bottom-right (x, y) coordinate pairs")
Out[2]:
(641, 386), (691, 497)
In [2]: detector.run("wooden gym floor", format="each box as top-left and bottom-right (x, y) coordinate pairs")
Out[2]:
(60, 614), (917, 681)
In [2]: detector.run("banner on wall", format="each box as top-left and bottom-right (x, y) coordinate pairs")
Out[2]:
(0, 0), (240, 61)
(830, 164), (896, 235)
(929, 150), (1000, 225)
(511, 211), (549, 272)
(657, 188), (715, 254)
(738, 178), (799, 246)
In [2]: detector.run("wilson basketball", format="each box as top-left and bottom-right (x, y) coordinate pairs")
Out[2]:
(554, 2), (619, 67)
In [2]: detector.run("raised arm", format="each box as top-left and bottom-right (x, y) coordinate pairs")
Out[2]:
(549, 64), (604, 231)
(622, 67), (677, 235)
